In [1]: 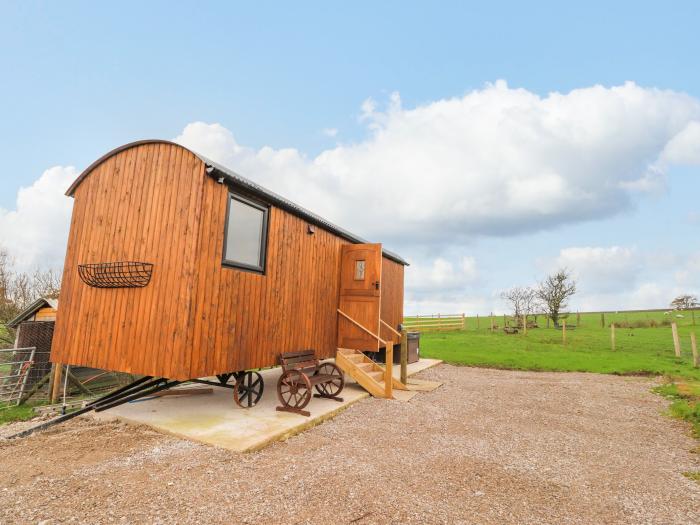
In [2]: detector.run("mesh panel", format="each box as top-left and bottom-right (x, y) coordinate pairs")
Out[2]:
(78, 261), (153, 288)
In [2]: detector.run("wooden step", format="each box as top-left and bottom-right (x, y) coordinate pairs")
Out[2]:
(346, 354), (365, 363)
(357, 362), (374, 372)
(336, 351), (387, 398)
(367, 371), (384, 382)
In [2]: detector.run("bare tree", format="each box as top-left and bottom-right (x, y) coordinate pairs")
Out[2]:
(0, 248), (19, 325)
(536, 269), (576, 326)
(500, 286), (538, 318)
(670, 294), (699, 310)
(31, 268), (61, 299)
(0, 246), (62, 345)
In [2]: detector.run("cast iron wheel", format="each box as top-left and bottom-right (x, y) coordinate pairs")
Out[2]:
(233, 371), (264, 408)
(277, 370), (312, 410)
(314, 363), (344, 397)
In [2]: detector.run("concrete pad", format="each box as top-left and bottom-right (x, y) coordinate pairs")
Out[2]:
(405, 378), (444, 392)
(92, 357), (442, 452)
(396, 357), (442, 378)
(392, 389), (419, 402)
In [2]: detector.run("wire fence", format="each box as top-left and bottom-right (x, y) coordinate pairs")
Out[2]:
(0, 347), (48, 407)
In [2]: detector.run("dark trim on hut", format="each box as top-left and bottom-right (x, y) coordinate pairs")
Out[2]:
(65, 139), (409, 267)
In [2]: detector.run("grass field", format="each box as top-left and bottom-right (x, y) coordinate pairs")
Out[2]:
(414, 310), (700, 380)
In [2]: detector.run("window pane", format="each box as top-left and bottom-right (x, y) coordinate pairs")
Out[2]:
(225, 197), (264, 267)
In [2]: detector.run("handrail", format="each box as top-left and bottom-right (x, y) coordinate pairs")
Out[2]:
(337, 309), (388, 346)
(380, 319), (402, 338)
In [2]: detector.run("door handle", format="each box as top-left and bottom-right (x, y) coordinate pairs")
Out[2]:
(373, 280), (380, 290)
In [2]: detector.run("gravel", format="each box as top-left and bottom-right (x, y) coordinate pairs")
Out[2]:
(1, 364), (698, 524)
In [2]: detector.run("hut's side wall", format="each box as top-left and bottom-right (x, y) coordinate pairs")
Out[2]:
(51, 143), (205, 379)
(187, 180), (348, 377)
(380, 257), (405, 345)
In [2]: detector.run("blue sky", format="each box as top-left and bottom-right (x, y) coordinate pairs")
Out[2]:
(1, 1), (699, 314)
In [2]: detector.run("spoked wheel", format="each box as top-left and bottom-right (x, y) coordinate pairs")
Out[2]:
(314, 363), (344, 397)
(233, 371), (264, 408)
(277, 370), (312, 411)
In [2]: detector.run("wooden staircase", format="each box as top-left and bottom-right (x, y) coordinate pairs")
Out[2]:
(336, 348), (407, 398)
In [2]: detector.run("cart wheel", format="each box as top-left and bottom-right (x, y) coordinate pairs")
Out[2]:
(314, 363), (344, 397)
(233, 371), (264, 408)
(277, 370), (312, 410)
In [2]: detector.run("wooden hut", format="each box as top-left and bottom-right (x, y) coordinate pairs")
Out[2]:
(51, 140), (408, 408)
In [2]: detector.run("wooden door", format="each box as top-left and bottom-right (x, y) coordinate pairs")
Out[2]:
(337, 243), (382, 351)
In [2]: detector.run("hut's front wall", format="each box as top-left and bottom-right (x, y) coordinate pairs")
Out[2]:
(52, 142), (405, 380)
(51, 143), (206, 379)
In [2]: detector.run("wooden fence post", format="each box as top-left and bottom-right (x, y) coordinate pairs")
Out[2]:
(400, 329), (408, 384)
(476, 314), (480, 330)
(562, 320), (567, 345)
(691, 332), (698, 368)
(490, 312), (494, 333)
(692, 309), (696, 326)
(671, 322), (681, 358)
(385, 342), (393, 398)
(611, 323), (616, 351)
(601, 312), (605, 328)
(461, 313), (465, 330)
(577, 311), (581, 325)
(522, 315), (527, 335)
(50, 363), (63, 404)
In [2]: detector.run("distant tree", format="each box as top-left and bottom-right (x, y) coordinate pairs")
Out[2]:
(31, 268), (61, 300)
(0, 248), (18, 325)
(0, 247), (62, 346)
(536, 269), (576, 326)
(670, 294), (699, 310)
(500, 286), (538, 318)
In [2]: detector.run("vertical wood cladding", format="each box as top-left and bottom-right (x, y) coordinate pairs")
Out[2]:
(380, 258), (405, 345)
(51, 142), (405, 380)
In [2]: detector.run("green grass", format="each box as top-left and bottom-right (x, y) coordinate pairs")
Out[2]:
(416, 310), (700, 381)
(0, 403), (37, 425)
(652, 382), (700, 439)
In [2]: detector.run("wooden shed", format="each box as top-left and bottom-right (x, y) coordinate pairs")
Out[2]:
(51, 140), (408, 405)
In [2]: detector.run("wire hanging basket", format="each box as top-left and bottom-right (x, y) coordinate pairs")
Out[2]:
(78, 261), (154, 289)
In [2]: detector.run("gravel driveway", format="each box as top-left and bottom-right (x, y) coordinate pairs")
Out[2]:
(1, 364), (699, 524)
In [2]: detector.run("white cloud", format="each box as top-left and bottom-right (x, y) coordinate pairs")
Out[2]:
(322, 128), (338, 137)
(176, 81), (700, 248)
(552, 246), (639, 293)
(5, 81), (700, 314)
(661, 121), (700, 165)
(674, 252), (700, 288)
(406, 256), (477, 295)
(543, 246), (700, 311)
(0, 166), (76, 270)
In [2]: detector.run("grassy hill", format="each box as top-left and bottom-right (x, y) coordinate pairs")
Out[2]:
(413, 310), (700, 381)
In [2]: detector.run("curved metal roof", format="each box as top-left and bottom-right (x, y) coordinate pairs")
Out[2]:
(66, 140), (408, 266)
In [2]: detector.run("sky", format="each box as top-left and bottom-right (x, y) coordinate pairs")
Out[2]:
(1, 1), (699, 315)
